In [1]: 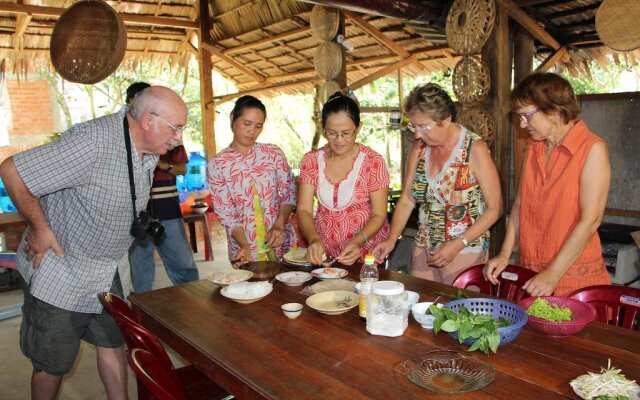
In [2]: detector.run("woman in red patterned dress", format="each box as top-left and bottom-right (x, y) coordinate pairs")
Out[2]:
(297, 92), (390, 266)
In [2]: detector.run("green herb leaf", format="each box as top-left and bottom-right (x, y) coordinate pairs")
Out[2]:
(441, 319), (460, 332)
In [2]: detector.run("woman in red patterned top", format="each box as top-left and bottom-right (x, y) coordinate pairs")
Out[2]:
(297, 92), (390, 266)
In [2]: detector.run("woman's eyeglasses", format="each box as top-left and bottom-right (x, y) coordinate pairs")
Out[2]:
(516, 109), (539, 124)
(151, 112), (186, 134)
(406, 121), (437, 135)
(326, 131), (355, 140)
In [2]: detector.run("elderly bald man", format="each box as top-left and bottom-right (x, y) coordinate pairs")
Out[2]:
(0, 86), (186, 400)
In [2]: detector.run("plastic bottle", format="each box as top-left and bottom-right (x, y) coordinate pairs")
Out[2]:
(185, 152), (207, 191)
(176, 175), (188, 203)
(359, 254), (379, 319)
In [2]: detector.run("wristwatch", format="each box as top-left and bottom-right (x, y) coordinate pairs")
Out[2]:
(164, 162), (174, 172)
(459, 235), (470, 247)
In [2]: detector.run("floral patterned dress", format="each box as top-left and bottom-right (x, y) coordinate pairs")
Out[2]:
(207, 143), (297, 261)
(299, 144), (390, 259)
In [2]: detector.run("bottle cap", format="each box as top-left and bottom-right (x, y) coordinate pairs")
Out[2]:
(364, 254), (375, 264)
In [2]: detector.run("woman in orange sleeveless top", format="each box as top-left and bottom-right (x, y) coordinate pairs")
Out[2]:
(484, 73), (611, 296)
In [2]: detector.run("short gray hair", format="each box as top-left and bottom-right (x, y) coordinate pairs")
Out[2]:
(129, 88), (162, 120)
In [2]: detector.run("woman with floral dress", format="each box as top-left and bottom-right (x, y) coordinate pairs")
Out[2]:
(208, 95), (297, 267)
(297, 92), (390, 266)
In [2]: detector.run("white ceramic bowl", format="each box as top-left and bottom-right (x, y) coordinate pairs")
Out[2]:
(220, 282), (273, 304)
(411, 302), (444, 329)
(406, 291), (420, 309)
(191, 204), (208, 214)
(275, 271), (312, 286)
(306, 290), (358, 315)
(281, 303), (303, 319)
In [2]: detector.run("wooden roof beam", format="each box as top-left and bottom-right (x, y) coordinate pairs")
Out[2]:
(209, 76), (322, 106)
(344, 11), (425, 72)
(12, 13), (31, 50)
(222, 26), (311, 55)
(0, 3), (198, 29)
(534, 45), (568, 72)
(344, 55), (417, 92)
(200, 40), (266, 83)
(495, 0), (561, 50)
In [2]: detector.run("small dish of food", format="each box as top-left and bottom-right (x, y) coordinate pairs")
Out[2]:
(311, 267), (348, 280)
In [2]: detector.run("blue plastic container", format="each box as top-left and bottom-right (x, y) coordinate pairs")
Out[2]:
(443, 298), (528, 346)
(185, 152), (207, 191)
(176, 175), (188, 203)
(0, 178), (16, 212)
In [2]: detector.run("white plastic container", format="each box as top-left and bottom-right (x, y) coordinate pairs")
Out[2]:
(366, 281), (408, 337)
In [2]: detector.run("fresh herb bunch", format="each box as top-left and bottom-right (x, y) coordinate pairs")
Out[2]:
(433, 288), (468, 300)
(429, 304), (510, 354)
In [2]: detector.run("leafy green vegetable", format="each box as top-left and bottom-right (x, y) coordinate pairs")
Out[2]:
(429, 304), (510, 354)
(527, 298), (572, 322)
(433, 288), (468, 301)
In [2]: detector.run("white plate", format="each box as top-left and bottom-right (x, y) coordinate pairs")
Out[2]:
(306, 290), (358, 315)
(282, 247), (310, 266)
(311, 267), (348, 280)
(208, 269), (253, 285)
(275, 271), (313, 286)
(309, 279), (356, 294)
(220, 283), (273, 304)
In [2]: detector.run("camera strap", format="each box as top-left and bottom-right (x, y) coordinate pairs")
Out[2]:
(123, 116), (139, 221)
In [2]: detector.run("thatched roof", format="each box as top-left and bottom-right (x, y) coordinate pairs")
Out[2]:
(0, 0), (637, 97)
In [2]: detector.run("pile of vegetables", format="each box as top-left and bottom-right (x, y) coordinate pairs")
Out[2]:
(527, 298), (573, 322)
(429, 304), (510, 354)
(570, 359), (638, 400)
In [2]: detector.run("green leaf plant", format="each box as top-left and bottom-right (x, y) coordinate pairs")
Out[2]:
(429, 304), (510, 354)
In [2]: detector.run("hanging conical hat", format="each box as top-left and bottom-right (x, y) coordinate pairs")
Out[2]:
(50, 0), (127, 84)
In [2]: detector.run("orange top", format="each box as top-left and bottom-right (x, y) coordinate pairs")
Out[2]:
(518, 120), (611, 296)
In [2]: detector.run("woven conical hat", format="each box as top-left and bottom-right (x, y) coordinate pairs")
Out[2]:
(50, 0), (127, 84)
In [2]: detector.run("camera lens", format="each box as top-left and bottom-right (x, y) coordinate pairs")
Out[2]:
(147, 221), (165, 239)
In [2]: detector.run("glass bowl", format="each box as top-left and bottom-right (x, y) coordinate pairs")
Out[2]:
(404, 350), (495, 394)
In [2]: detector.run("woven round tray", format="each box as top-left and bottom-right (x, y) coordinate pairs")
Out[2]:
(453, 55), (490, 105)
(458, 106), (494, 145)
(318, 80), (342, 104)
(50, 0), (127, 84)
(310, 5), (340, 41)
(314, 41), (343, 80)
(596, 0), (640, 52)
(446, 0), (496, 55)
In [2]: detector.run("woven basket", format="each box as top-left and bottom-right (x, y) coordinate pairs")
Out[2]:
(318, 80), (341, 104)
(50, 0), (127, 84)
(314, 41), (343, 80)
(310, 5), (340, 41)
(458, 106), (494, 145)
(596, 0), (640, 52)
(453, 55), (490, 105)
(446, 0), (496, 55)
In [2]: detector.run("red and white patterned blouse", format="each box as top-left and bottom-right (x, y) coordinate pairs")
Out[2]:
(299, 144), (390, 259)
(207, 143), (297, 261)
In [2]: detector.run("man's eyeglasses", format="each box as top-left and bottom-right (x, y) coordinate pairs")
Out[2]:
(326, 131), (355, 141)
(516, 109), (539, 124)
(406, 121), (437, 135)
(150, 112), (186, 134)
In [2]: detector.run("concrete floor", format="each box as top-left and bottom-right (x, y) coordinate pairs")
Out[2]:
(0, 221), (232, 400)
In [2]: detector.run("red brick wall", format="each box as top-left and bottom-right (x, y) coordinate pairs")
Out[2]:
(0, 79), (56, 162)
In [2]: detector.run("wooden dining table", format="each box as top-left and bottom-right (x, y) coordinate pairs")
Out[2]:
(129, 264), (640, 399)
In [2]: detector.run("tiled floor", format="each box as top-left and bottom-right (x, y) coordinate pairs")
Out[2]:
(0, 221), (231, 399)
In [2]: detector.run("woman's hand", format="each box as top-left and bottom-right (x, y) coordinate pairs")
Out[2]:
(266, 226), (285, 249)
(307, 239), (326, 265)
(428, 239), (463, 268)
(231, 246), (252, 268)
(371, 238), (396, 265)
(337, 242), (361, 266)
(483, 255), (510, 284)
(523, 268), (561, 296)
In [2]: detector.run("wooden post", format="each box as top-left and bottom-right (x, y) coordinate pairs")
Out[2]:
(481, 4), (511, 256)
(198, 0), (215, 158)
(512, 28), (534, 199)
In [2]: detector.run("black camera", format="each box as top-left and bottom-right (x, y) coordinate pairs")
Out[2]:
(130, 211), (165, 241)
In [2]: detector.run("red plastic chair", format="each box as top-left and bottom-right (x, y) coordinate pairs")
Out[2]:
(568, 285), (640, 331)
(98, 292), (230, 400)
(127, 348), (187, 400)
(452, 264), (537, 302)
